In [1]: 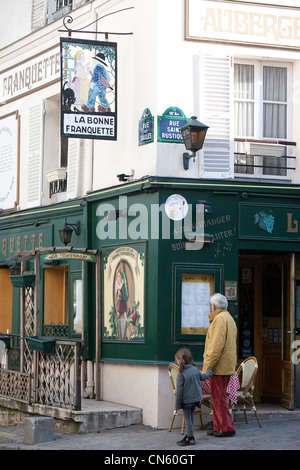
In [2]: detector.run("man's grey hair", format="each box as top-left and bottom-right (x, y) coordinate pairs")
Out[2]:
(210, 293), (228, 309)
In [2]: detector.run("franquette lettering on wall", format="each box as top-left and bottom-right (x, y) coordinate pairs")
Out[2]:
(2, 233), (44, 257)
(0, 48), (60, 102)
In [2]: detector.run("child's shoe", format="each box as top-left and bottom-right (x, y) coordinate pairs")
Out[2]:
(177, 435), (195, 446)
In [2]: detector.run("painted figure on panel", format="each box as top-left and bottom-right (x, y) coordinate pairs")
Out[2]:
(81, 52), (113, 113)
(103, 246), (145, 342)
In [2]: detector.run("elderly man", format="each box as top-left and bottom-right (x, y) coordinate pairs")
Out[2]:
(202, 293), (237, 437)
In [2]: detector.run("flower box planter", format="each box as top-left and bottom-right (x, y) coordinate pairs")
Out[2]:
(9, 274), (35, 288)
(26, 336), (56, 354)
(44, 167), (67, 183)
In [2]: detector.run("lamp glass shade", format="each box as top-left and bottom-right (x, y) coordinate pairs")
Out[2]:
(59, 224), (73, 246)
(180, 116), (209, 152)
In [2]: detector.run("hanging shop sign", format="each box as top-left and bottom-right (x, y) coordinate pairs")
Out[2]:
(138, 108), (154, 146)
(60, 38), (117, 140)
(157, 107), (188, 143)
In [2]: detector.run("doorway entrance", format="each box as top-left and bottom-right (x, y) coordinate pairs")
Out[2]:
(238, 252), (295, 409)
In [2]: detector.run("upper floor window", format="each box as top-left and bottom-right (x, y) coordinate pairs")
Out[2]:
(56, 0), (72, 10)
(46, 0), (73, 24)
(234, 61), (292, 178)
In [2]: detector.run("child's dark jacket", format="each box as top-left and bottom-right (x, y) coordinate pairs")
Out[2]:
(175, 364), (212, 410)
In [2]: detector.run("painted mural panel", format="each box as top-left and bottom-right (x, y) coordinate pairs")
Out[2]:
(103, 244), (145, 341)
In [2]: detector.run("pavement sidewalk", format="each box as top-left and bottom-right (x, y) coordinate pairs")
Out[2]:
(0, 416), (299, 451)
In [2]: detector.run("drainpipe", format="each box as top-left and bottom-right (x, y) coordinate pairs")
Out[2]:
(85, 360), (94, 398)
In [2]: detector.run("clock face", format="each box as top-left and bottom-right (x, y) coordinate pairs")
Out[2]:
(165, 194), (188, 221)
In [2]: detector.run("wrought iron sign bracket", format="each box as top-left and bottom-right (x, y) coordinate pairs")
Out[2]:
(58, 6), (134, 39)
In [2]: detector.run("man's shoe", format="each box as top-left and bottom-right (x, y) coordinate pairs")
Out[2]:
(207, 430), (215, 436)
(213, 431), (236, 437)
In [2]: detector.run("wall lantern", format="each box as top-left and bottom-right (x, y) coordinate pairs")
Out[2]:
(180, 116), (209, 170)
(59, 218), (80, 246)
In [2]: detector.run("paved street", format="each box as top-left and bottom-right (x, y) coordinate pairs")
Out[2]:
(0, 415), (299, 452)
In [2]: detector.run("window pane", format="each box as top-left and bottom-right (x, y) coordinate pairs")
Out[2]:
(234, 64), (254, 136)
(263, 156), (287, 176)
(234, 151), (254, 174)
(263, 66), (287, 139)
(72, 279), (83, 334)
(263, 103), (287, 139)
(234, 101), (254, 136)
(263, 66), (287, 102)
(235, 64), (254, 100)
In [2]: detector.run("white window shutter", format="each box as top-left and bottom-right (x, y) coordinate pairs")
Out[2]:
(32, 0), (47, 30)
(27, 101), (44, 207)
(199, 53), (234, 179)
(67, 139), (80, 199)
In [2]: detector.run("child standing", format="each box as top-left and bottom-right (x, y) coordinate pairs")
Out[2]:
(175, 348), (212, 446)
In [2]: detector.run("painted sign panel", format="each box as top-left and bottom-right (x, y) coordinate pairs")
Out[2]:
(0, 225), (53, 262)
(138, 108), (154, 146)
(103, 244), (145, 342)
(186, 0), (300, 49)
(239, 202), (300, 241)
(41, 252), (96, 263)
(60, 38), (117, 140)
(0, 47), (60, 103)
(157, 107), (188, 143)
(0, 113), (19, 210)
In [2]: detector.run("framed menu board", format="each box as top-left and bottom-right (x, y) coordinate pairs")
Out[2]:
(173, 263), (223, 342)
(181, 273), (214, 335)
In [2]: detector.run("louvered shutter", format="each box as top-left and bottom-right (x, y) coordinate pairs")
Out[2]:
(199, 53), (234, 179)
(31, 0), (47, 30)
(27, 101), (44, 207)
(67, 138), (80, 199)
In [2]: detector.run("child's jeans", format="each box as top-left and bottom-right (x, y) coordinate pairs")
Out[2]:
(183, 406), (195, 438)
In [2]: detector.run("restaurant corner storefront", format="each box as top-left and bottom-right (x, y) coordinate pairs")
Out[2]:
(1, 177), (300, 429)
(85, 176), (300, 428)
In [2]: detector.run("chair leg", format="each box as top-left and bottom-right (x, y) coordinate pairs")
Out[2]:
(249, 400), (261, 427)
(253, 407), (262, 427)
(243, 405), (248, 424)
(181, 417), (185, 435)
(169, 411), (176, 432)
(199, 411), (204, 428)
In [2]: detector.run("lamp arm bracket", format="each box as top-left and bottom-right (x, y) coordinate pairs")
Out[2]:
(183, 152), (196, 171)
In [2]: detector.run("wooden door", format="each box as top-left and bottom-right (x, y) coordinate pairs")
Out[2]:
(281, 254), (295, 409)
(44, 266), (68, 326)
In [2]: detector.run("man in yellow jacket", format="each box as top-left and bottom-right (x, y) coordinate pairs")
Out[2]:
(203, 293), (237, 437)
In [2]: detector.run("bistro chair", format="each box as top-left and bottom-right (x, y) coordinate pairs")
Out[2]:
(231, 356), (262, 427)
(167, 363), (212, 433)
